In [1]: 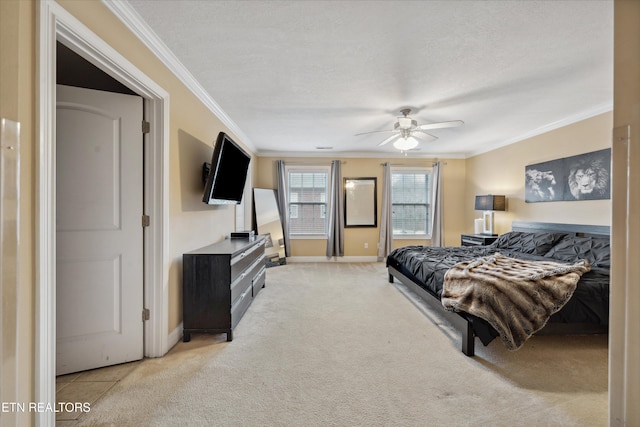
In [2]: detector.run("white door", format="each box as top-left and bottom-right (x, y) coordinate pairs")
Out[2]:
(56, 84), (144, 375)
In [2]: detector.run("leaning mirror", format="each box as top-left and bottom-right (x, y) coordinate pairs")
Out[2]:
(253, 188), (285, 264)
(344, 177), (377, 228)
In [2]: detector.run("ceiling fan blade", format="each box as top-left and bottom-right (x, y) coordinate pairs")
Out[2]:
(378, 134), (400, 146)
(354, 129), (396, 136)
(412, 131), (438, 142)
(417, 120), (464, 130)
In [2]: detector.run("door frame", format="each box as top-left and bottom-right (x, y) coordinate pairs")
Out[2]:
(37, 1), (169, 424)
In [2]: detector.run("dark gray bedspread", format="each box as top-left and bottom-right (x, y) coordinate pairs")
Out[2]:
(386, 237), (609, 328)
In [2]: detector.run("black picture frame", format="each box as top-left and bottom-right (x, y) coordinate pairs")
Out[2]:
(344, 177), (377, 227)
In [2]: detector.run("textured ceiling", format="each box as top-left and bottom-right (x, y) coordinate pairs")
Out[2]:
(124, 0), (613, 157)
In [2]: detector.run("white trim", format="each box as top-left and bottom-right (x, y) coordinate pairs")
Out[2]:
(167, 322), (184, 349)
(286, 256), (379, 263)
(257, 150), (468, 159)
(466, 104), (613, 157)
(290, 235), (328, 240)
(101, 0), (256, 154)
(390, 166), (433, 173)
(390, 167), (433, 239)
(393, 234), (430, 240)
(142, 93), (170, 359)
(37, 2), (169, 425)
(285, 164), (331, 239)
(35, 3), (57, 425)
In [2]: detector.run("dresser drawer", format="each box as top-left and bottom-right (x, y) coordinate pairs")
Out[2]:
(230, 271), (253, 306)
(230, 253), (265, 302)
(231, 284), (252, 329)
(247, 253), (266, 279)
(252, 266), (266, 297)
(230, 240), (264, 280)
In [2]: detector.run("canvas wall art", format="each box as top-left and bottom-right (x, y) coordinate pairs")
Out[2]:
(525, 148), (611, 203)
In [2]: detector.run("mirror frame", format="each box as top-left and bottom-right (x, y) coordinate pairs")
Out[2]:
(344, 177), (377, 228)
(253, 188), (286, 262)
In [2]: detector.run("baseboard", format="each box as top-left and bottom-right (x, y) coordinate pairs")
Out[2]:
(167, 322), (184, 351)
(286, 256), (379, 263)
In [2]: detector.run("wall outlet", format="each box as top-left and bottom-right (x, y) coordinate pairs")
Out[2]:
(364, 242), (368, 248)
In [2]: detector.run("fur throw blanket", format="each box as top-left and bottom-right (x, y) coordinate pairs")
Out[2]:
(441, 253), (591, 350)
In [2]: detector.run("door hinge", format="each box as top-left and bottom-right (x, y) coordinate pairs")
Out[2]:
(142, 120), (150, 134)
(142, 215), (150, 227)
(142, 308), (150, 321)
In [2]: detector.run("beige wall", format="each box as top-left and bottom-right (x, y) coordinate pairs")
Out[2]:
(256, 156), (467, 256)
(0, 0), (36, 418)
(466, 112), (613, 235)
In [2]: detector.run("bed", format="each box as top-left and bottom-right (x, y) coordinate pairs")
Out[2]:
(387, 221), (610, 356)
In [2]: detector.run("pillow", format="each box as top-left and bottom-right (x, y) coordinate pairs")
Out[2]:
(490, 231), (568, 256)
(544, 236), (610, 269)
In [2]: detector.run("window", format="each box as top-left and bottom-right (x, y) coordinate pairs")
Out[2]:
(391, 168), (432, 237)
(286, 166), (330, 238)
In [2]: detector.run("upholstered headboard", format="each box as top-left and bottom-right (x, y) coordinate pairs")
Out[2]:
(511, 221), (610, 238)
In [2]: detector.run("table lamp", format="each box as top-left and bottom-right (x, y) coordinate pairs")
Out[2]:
(474, 195), (506, 235)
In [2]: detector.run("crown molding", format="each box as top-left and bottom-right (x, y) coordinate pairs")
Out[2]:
(256, 149), (467, 159)
(100, 1), (611, 160)
(102, 0), (256, 153)
(258, 103), (611, 159)
(466, 103), (613, 158)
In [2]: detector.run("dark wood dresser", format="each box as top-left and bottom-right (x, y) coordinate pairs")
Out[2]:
(182, 236), (266, 342)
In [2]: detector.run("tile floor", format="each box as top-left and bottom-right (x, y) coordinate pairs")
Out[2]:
(55, 360), (141, 426)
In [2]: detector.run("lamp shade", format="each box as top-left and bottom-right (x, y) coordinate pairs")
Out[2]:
(475, 195), (506, 211)
(393, 137), (419, 151)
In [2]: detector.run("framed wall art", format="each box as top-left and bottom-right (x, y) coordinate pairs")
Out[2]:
(525, 148), (611, 203)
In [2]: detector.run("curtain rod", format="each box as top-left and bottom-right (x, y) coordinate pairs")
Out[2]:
(380, 161), (447, 166)
(282, 160), (347, 165)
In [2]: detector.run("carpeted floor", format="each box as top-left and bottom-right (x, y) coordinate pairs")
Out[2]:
(75, 262), (608, 426)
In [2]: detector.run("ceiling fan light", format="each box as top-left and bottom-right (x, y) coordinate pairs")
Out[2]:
(393, 137), (418, 151)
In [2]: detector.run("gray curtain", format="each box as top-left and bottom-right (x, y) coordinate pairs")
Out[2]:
(430, 162), (443, 247)
(377, 162), (393, 261)
(275, 160), (291, 257)
(326, 160), (344, 258)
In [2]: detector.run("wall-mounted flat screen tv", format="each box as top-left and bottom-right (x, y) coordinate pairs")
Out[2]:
(202, 132), (251, 205)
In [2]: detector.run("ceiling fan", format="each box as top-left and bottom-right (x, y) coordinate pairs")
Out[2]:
(355, 108), (463, 150)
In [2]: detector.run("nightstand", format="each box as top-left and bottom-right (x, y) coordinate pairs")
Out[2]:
(461, 234), (498, 246)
